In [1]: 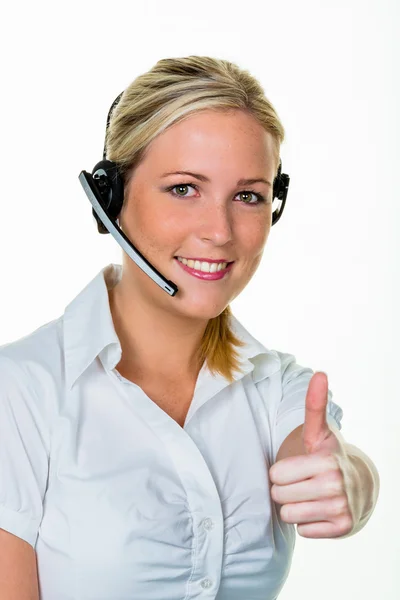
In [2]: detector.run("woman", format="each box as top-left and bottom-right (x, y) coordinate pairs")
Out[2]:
(0, 55), (379, 599)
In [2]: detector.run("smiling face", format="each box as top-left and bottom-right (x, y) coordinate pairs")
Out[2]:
(117, 108), (277, 321)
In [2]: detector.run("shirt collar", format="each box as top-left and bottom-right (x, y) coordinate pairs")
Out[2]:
(63, 263), (280, 391)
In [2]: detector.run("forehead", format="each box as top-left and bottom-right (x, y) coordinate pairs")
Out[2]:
(141, 109), (275, 171)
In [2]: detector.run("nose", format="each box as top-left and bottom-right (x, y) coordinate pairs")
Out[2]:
(198, 202), (234, 246)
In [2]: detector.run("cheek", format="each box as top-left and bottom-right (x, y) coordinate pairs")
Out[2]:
(123, 198), (186, 256)
(158, 212), (187, 237)
(245, 254), (264, 281)
(240, 217), (270, 255)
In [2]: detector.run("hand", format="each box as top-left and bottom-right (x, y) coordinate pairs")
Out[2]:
(269, 372), (359, 538)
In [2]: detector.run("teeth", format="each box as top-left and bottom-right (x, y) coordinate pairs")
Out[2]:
(177, 257), (228, 272)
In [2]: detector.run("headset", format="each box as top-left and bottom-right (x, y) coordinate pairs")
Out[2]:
(79, 92), (290, 297)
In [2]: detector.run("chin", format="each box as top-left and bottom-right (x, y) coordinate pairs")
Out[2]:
(174, 296), (230, 321)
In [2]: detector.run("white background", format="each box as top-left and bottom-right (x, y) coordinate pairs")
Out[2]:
(0, 1), (398, 598)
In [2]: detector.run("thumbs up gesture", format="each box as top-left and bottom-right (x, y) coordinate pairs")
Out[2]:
(269, 372), (360, 538)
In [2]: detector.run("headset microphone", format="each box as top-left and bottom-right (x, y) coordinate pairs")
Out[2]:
(78, 92), (290, 297)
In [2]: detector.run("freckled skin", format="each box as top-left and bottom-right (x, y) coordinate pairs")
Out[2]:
(109, 109), (276, 376)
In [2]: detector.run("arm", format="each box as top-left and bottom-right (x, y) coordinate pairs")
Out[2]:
(0, 529), (39, 600)
(275, 422), (380, 537)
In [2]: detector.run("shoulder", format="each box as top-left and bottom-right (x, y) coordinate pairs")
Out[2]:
(249, 347), (313, 386)
(0, 316), (64, 426)
(0, 315), (63, 372)
(250, 348), (323, 414)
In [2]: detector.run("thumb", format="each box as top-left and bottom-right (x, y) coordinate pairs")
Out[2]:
(303, 371), (331, 454)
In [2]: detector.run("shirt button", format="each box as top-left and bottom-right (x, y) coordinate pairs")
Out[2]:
(201, 578), (213, 589)
(202, 518), (214, 531)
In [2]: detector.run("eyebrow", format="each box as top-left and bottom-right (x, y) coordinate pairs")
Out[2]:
(160, 170), (272, 188)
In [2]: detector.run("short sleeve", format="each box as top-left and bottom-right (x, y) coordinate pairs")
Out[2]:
(273, 353), (343, 463)
(0, 355), (50, 549)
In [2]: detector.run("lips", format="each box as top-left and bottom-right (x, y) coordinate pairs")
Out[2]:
(174, 257), (234, 281)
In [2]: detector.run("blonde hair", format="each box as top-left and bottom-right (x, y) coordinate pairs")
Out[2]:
(106, 55), (285, 383)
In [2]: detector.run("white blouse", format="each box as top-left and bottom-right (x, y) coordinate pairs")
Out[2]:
(0, 263), (343, 600)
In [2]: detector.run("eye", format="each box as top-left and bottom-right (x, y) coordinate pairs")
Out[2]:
(237, 191), (266, 205)
(169, 183), (197, 198)
(166, 183), (267, 205)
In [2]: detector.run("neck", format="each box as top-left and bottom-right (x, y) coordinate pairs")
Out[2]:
(108, 277), (208, 382)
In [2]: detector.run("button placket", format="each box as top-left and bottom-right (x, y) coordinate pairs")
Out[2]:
(199, 519), (215, 591)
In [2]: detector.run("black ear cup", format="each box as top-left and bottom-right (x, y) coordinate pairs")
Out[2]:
(271, 159), (290, 226)
(91, 160), (124, 234)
